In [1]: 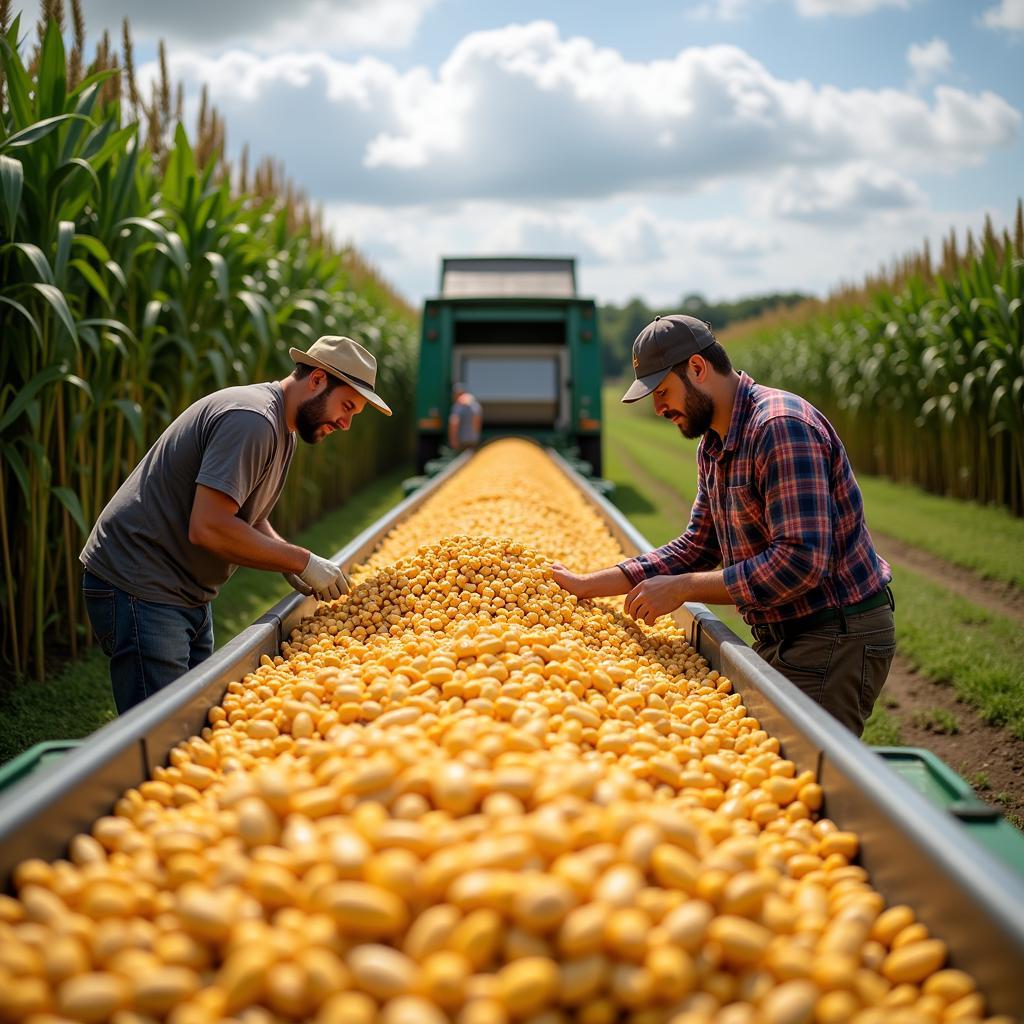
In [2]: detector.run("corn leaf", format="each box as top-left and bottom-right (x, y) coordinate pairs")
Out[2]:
(0, 155), (24, 237)
(5, 241), (54, 283)
(0, 295), (42, 343)
(113, 398), (145, 449)
(29, 283), (78, 346)
(0, 364), (67, 432)
(52, 486), (89, 536)
(70, 259), (110, 305)
(1, 442), (32, 502)
(54, 221), (75, 288)
(0, 114), (91, 154)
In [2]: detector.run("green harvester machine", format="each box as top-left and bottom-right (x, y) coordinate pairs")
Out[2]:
(414, 256), (604, 477)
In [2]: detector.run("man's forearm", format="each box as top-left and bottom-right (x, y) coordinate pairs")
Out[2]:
(679, 570), (733, 606)
(254, 519), (287, 544)
(580, 566), (634, 598)
(194, 517), (308, 573)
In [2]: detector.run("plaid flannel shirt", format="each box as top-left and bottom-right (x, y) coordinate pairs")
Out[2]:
(618, 372), (891, 626)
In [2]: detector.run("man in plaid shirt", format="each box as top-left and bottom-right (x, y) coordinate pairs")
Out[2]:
(551, 314), (895, 735)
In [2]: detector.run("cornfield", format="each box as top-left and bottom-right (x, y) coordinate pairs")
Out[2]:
(0, 8), (418, 680)
(727, 205), (1024, 518)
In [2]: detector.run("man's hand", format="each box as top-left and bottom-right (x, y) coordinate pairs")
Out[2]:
(623, 575), (689, 626)
(550, 562), (593, 598)
(299, 553), (351, 601)
(283, 572), (313, 597)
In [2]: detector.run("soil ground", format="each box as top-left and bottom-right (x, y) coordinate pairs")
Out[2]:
(878, 657), (1024, 827)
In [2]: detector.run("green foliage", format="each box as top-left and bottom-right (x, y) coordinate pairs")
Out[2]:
(0, 15), (418, 679)
(856, 476), (1024, 589)
(862, 705), (903, 746)
(910, 707), (960, 735)
(599, 290), (808, 378)
(729, 207), (1024, 516)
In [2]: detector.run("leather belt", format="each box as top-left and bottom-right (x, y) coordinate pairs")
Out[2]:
(751, 586), (894, 645)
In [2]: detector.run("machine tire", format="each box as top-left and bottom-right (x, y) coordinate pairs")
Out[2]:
(576, 435), (602, 477)
(416, 435), (441, 474)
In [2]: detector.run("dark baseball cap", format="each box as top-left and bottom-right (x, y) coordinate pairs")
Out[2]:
(621, 314), (717, 404)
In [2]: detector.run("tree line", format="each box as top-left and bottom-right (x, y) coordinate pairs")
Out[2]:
(598, 291), (808, 379)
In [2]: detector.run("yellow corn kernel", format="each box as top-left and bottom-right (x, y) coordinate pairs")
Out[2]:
(322, 882), (408, 938)
(881, 940), (948, 984)
(496, 957), (559, 1018)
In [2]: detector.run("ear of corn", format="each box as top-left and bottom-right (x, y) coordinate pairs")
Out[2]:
(0, 12), (416, 679)
(0, 441), (1000, 1024)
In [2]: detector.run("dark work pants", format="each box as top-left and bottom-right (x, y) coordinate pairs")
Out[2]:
(82, 570), (214, 715)
(753, 603), (896, 735)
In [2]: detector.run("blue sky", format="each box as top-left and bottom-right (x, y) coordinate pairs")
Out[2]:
(28, 0), (1024, 307)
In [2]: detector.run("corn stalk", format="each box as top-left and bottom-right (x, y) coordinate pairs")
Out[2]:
(0, 12), (417, 679)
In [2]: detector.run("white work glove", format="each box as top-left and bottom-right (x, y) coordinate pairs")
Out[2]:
(289, 552), (350, 601)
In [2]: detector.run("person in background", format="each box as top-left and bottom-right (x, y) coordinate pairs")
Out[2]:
(448, 381), (483, 453)
(79, 336), (392, 715)
(550, 314), (895, 736)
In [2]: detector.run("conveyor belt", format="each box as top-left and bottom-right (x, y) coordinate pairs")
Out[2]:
(0, 444), (1022, 1015)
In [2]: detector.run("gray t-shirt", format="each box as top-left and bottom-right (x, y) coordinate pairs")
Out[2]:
(81, 383), (296, 606)
(452, 396), (482, 444)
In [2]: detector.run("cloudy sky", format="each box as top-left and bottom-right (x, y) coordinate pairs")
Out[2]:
(30, 0), (1024, 306)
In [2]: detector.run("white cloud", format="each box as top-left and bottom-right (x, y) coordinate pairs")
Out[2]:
(690, 0), (760, 21)
(981, 0), (1024, 32)
(907, 37), (953, 90)
(76, 0), (437, 52)
(117, 19), (1019, 309)
(467, 206), (778, 268)
(692, 0), (912, 20)
(323, 200), (783, 306)
(151, 22), (1019, 208)
(322, 197), (1008, 308)
(757, 161), (927, 223)
(795, 0), (912, 14)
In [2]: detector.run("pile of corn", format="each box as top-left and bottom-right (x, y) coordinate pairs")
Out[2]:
(0, 441), (1004, 1024)
(363, 446), (625, 575)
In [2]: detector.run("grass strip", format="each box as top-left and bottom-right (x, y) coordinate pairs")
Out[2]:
(857, 476), (1024, 589)
(0, 651), (114, 768)
(861, 705), (904, 746)
(891, 563), (1024, 739)
(611, 427), (699, 510)
(0, 468), (412, 766)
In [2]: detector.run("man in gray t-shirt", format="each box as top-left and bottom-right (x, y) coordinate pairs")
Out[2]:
(80, 336), (392, 714)
(448, 382), (483, 452)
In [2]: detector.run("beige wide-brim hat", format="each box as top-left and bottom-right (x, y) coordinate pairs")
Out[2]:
(289, 336), (392, 416)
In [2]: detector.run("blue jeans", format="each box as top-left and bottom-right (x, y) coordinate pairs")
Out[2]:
(82, 570), (214, 715)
